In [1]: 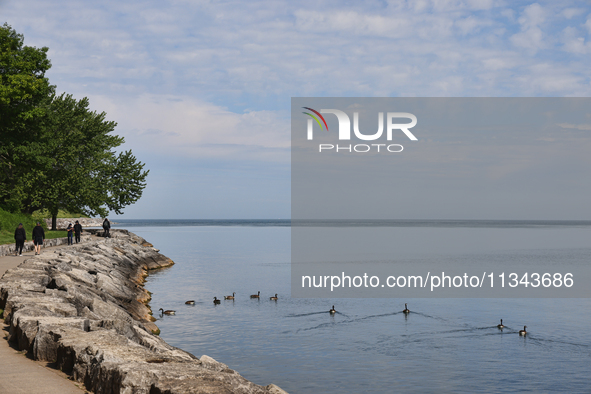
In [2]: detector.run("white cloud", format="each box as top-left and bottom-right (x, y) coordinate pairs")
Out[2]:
(561, 26), (591, 54)
(500, 8), (515, 21)
(557, 123), (591, 130)
(89, 94), (290, 160)
(455, 16), (491, 35)
(293, 10), (414, 38)
(519, 3), (547, 28)
(512, 63), (586, 95)
(510, 3), (547, 53)
(481, 57), (517, 70)
(561, 8), (585, 19)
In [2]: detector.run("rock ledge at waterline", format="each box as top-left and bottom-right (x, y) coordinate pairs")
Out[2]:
(0, 229), (287, 394)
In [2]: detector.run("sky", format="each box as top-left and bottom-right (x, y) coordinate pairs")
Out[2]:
(2, 0), (591, 219)
(291, 97), (591, 220)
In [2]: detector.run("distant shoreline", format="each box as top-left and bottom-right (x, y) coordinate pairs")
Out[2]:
(43, 217), (116, 230)
(111, 218), (591, 228)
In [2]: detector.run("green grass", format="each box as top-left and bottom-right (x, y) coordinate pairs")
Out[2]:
(0, 208), (45, 234)
(0, 207), (68, 245)
(31, 209), (89, 220)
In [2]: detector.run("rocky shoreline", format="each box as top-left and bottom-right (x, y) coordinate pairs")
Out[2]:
(0, 230), (287, 394)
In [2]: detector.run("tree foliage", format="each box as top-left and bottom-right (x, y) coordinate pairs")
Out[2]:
(0, 23), (53, 127)
(0, 25), (148, 227)
(1, 23), (54, 211)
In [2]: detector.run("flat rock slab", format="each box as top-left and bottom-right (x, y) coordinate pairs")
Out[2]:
(0, 230), (287, 394)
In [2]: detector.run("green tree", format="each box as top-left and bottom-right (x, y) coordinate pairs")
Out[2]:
(1, 25), (148, 227)
(21, 93), (149, 229)
(0, 23), (54, 212)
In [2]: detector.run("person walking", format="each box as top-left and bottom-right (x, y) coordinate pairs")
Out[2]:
(14, 223), (26, 256)
(32, 222), (45, 255)
(73, 220), (83, 244)
(103, 217), (111, 238)
(66, 223), (74, 245)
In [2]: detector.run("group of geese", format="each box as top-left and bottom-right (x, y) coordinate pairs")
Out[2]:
(160, 301), (528, 335)
(158, 291), (280, 315)
(210, 291), (279, 304)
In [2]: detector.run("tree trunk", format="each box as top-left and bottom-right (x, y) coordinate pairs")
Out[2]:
(52, 215), (57, 231)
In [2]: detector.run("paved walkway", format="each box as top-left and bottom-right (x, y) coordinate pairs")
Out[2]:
(0, 242), (90, 393)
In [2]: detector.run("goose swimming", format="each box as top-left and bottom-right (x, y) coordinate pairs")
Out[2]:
(224, 292), (236, 300)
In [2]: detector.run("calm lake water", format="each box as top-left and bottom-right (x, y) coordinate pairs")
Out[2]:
(115, 220), (591, 393)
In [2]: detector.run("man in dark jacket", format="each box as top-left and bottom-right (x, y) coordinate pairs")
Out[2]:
(73, 220), (83, 243)
(32, 222), (45, 255)
(103, 218), (111, 238)
(14, 223), (26, 256)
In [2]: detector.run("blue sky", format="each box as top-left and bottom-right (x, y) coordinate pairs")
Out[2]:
(2, 0), (591, 218)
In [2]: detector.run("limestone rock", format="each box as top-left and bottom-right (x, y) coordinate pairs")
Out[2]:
(0, 230), (286, 394)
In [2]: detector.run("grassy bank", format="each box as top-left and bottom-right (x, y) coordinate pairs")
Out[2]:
(31, 209), (89, 220)
(0, 208), (67, 245)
